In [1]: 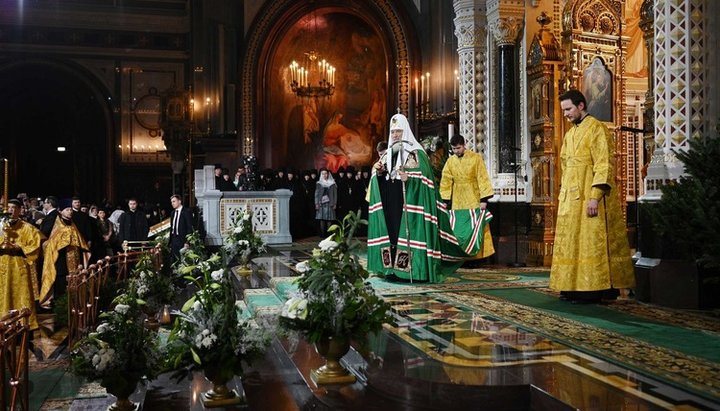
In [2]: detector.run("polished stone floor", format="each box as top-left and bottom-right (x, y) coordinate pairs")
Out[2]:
(26, 244), (720, 410)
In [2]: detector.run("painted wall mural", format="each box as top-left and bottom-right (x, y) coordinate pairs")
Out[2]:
(624, 0), (648, 78)
(266, 11), (388, 172)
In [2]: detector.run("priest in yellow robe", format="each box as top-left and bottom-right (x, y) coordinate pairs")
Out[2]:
(439, 134), (495, 259)
(40, 207), (90, 305)
(550, 90), (634, 303)
(0, 199), (44, 330)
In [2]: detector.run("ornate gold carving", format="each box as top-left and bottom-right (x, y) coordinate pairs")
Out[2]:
(563, 0), (623, 36)
(528, 13), (562, 66)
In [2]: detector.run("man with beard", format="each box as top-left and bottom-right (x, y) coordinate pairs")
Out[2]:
(366, 114), (472, 283)
(0, 199), (44, 330)
(40, 205), (90, 306)
(550, 90), (634, 304)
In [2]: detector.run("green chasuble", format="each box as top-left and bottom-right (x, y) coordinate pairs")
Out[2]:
(367, 148), (492, 283)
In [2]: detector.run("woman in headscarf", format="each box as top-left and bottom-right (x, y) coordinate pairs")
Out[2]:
(314, 168), (337, 236)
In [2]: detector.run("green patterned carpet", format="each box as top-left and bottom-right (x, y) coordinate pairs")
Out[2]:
(437, 288), (720, 402)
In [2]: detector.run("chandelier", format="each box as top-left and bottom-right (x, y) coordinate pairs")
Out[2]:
(288, 13), (336, 98)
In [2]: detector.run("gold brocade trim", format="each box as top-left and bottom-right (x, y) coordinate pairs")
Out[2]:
(441, 291), (720, 401)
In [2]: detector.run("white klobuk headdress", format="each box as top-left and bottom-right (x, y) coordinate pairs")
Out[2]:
(385, 114), (424, 180)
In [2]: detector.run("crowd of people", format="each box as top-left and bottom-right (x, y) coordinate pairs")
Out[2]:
(0, 192), (198, 331)
(0, 90), (635, 338)
(212, 163), (373, 239)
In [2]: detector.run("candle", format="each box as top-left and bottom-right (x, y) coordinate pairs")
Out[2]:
(420, 75), (425, 104)
(454, 70), (458, 100)
(426, 72), (430, 105)
(448, 123), (454, 139)
(414, 77), (419, 108)
(206, 97), (210, 123)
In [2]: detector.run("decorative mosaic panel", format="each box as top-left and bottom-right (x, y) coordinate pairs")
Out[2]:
(654, 0), (706, 153)
(219, 198), (277, 236)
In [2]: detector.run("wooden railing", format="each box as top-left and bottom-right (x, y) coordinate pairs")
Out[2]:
(66, 244), (163, 346)
(0, 308), (30, 411)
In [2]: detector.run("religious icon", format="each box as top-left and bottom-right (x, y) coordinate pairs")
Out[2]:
(582, 57), (613, 122)
(531, 81), (542, 121)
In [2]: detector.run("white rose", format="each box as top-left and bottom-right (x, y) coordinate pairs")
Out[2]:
(318, 236), (339, 252)
(238, 239), (249, 247)
(295, 261), (310, 273)
(114, 304), (129, 314)
(211, 269), (224, 282)
(192, 300), (202, 312)
(282, 297), (308, 320)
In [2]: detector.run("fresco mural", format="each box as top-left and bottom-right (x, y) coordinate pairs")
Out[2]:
(267, 11), (387, 172)
(624, 0), (648, 78)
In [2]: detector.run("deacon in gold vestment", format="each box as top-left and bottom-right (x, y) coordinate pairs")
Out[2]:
(40, 207), (90, 304)
(439, 134), (495, 259)
(550, 90), (634, 303)
(0, 199), (44, 330)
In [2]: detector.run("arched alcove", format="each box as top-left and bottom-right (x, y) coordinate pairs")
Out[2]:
(0, 60), (114, 201)
(242, 0), (418, 171)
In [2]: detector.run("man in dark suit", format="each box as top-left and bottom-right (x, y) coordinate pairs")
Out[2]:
(117, 198), (149, 246)
(39, 196), (59, 238)
(71, 196), (95, 251)
(169, 194), (194, 262)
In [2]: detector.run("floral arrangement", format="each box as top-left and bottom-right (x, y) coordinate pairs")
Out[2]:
(173, 231), (218, 281)
(222, 207), (265, 264)
(127, 253), (175, 314)
(70, 293), (161, 389)
(281, 211), (392, 345)
(165, 246), (273, 382)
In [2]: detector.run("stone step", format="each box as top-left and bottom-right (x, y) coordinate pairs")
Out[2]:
(242, 288), (284, 319)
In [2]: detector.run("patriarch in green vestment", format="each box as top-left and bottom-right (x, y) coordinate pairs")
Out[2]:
(366, 114), (491, 283)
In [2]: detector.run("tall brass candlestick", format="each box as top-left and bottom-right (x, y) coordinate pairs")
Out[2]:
(1, 158), (7, 212)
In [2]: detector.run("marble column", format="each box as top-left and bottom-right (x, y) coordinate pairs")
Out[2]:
(453, 0), (488, 152)
(487, 4), (523, 174)
(496, 43), (517, 173)
(643, 0), (711, 200)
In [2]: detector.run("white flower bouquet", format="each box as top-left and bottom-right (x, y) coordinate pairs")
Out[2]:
(222, 207), (265, 264)
(70, 294), (161, 387)
(165, 249), (273, 381)
(280, 211), (392, 346)
(127, 253), (175, 314)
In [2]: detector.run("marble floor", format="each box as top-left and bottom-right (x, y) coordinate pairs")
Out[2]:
(24, 245), (720, 410)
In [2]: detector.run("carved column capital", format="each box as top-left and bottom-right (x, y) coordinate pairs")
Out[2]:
(486, 0), (525, 46)
(488, 16), (524, 46)
(454, 0), (487, 49)
(455, 24), (487, 49)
